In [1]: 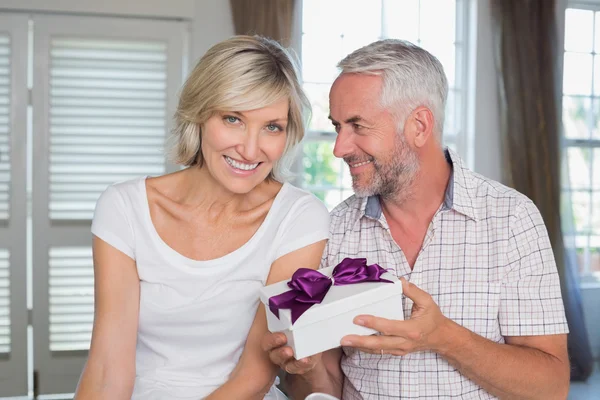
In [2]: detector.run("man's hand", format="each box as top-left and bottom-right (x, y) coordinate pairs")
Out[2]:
(341, 278), (454, 356)
(261, 332), (322, 374)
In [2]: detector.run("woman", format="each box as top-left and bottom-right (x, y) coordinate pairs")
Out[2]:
(74, 36), (329, 400)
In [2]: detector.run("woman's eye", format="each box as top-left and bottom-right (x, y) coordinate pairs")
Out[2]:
(266, 124), (282, 132)
(224, 116), (239, 124)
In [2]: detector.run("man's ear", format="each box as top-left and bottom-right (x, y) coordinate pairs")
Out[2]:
(411, 107), (435, 148)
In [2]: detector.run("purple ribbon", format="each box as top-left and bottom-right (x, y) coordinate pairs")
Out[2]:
(268, 258), (392, 324)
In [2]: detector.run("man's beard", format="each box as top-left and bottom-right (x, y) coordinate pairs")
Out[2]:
(348, 135), (419, 202)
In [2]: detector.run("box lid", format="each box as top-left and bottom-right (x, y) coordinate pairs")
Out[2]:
(259, 265), (403, 329)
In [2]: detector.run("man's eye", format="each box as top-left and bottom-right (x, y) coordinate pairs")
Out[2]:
(333, 124), (340, 133)
(353, 123), (362, 130)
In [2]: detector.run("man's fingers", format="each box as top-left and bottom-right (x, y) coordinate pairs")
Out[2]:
(261, 332), (287, 352)
(341, 333), (407, 352)
(269, 345), (295, 367)
(401, 277), (431, 306)
(354, 315), (401, 336)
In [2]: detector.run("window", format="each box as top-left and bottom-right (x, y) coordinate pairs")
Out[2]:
(562, 6), (600, 279)
(300, 0), (468, 210)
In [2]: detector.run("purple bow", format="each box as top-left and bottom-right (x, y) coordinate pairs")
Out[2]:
(268, 258), (392, 324)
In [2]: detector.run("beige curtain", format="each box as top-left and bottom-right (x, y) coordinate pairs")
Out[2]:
(491, 0), (594, 381)
(229, 0), (295, 46)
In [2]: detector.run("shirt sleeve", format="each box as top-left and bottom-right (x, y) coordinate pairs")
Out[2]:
(91, 185), (136, 260)
(499, 200), (569, 336)
(273, 195), (330, 261)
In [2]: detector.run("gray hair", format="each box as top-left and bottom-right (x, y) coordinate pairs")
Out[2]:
(170, 35), (310, 181)
(337, 39), (448, 137)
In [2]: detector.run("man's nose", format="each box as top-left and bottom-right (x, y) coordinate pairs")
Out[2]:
(333, 126), (353, 159)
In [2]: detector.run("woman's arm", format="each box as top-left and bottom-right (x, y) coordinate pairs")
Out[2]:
(74, 237), (140, 400)
(206, 239), (328, 400)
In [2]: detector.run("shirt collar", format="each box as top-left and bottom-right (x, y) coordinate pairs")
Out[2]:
(358, 148), (480, 222)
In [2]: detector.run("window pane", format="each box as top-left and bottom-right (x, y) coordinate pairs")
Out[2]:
(341, 189), (354, 203)
(591, 245), (600, 273)
(444, 89), (458, 134)
(593, 192), (600, 234)
(302, 33), (343, 83)
(342, 32), (381, 59)
(563, 52), (592, 95)
(565, 8), (593, 52)
(383, 0), (419, 42)
(594, 101), (600, 139)
(593, 56), (600, 96)
(420, 0), (456, 46)
(575, 236), (589, 274)
(341, 159), (352, 189)
(302, 0), (345, 36)
(571, 191), (592, 233)
(593, 149), (600, 189)
(563, 96), (590, 139)
(566, 147), (592, 189)
(339, 0), (382, 39)
(302, 141), (341, 187)
(595, 12), (600, 53)
(422, 42), (456, 87)
(304, 83), (333, 133)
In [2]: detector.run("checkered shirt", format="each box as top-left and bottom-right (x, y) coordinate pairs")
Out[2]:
(320, 149), (569, 399)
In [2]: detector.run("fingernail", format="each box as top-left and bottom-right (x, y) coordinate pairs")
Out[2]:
(355, 318), (365, 326)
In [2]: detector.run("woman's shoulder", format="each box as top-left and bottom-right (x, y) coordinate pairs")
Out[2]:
(97, 176), (147, 211)
(277, 183), (328, 213)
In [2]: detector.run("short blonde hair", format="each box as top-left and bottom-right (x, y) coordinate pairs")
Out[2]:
(170, 35), (310, 181)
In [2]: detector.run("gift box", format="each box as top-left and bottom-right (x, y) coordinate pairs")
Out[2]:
(259, 258), (404, 359)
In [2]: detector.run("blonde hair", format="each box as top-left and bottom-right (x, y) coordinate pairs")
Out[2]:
(170, 35), (310, 181)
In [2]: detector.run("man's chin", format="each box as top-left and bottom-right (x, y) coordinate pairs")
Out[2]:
(352, 184), (376, 198)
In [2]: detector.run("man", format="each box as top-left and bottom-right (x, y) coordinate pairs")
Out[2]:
(263, 39), (570, 399)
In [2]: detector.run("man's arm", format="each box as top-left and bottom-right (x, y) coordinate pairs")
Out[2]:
(438, 319), (569, 399)
(341, 279), (570, 400)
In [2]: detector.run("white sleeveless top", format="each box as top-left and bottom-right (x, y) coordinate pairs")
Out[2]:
(91, 177), (330, 399)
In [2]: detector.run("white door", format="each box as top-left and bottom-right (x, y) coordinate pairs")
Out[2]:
(31, 14), (185, 394)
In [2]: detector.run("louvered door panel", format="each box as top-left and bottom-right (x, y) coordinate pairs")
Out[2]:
(49, 37), (167, 220)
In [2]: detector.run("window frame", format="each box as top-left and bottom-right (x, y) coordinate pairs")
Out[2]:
(561, 1), (600, 282)
(0, 12), (29, 398)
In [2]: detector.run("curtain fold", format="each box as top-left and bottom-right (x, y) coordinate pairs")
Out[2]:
(491, 0), (594, 380)
(229, 0), (295, 46)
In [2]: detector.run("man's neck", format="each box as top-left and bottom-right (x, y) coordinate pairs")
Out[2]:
(381, 150), (452, 228)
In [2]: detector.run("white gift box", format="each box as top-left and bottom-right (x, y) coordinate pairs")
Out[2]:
(259, 265), (404, 359)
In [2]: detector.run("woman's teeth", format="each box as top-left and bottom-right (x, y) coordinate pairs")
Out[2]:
(225, 156), (259, 171)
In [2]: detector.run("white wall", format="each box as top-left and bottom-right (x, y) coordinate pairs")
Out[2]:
(190, 0), (234, 66)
